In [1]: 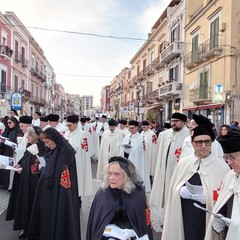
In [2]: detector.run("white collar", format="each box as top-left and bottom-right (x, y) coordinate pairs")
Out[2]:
(192, 153), (215, 167)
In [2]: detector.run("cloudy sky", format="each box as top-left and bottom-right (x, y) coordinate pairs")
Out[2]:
(2, 0), (170, 106)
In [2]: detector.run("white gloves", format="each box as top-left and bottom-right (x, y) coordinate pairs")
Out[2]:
(212, 214), (231, 233)
(180, 186), (206, 204)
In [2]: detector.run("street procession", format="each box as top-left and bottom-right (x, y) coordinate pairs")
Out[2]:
(1, 0), (240, 240)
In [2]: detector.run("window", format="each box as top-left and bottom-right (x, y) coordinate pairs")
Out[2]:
(169, 66), (179, 82)
(31, 83), (34, 96)
(168, 100), (173, 119)
(192, 35), (199, 60)
(146, 82), (152, 94)
(199, 70), (209, 99)
(14, 75), (19, 92)
(21, 79), (25, 89)
(21, 47), (25, 61)
(36, 61), (39, 72)
(171, 25), (180, 43)
(1, 70), (7, 93)
(15, 39), (19, 58)
(150, 52), (154, 63)
(210, 17), (219, 49)
(143, 59), (146, 69)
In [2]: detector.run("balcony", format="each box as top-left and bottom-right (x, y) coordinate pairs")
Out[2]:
(185, 34), (223, 70)
(14, 52), (22, 63)
(189, 87), (212, 104)
(142, 89), (160, 105)
(137, 70), (146, 81)
(21, 57), (29, 67)
(160, 41), (183, 63)
(159, 81), (182, 97)
(153, 56), (164, 71)
(144, 64), (154, 76)
(30, 66), (38, 76)
(22, 89), (31, 101)
(0, 45), (13, 60)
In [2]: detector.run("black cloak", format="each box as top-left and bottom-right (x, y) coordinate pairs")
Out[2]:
(86, 187), (153, 240)
(5, 140), (45, 234)
(27, 128), (80, 240)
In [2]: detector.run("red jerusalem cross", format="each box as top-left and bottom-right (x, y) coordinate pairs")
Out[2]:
(81, 138), (89, 152)
(152, 135), (157, 144)
(175, 147), (182, 161)
(60, 167), (71, 188)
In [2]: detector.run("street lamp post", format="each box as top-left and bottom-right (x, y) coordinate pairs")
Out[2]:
(136, 82), (143, 122)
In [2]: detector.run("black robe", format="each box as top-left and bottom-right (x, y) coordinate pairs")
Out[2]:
(27, 130), (80, 240)
(6, 141), (45, 234)
(86, 187), (153, 240)
(0, 124), (22, 189)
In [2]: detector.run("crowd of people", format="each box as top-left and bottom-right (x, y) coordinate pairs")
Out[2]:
(0, 109), (239, 240)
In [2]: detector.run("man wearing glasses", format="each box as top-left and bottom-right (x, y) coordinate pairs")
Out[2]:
(205, 128), (240, 240)
(161, 123), (229, 240)
(150, 112), (189, 224)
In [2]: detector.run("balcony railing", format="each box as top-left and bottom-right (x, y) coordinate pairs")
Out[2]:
(137, 70), (146, 81)
(185, 34), (223, 69)
(159, 81), (182, 96)
(144, 64), (154, 76)
(189, 87), (212, 103)
(160, 41), (183, 63)
(0, 45), (13, 59)
(152, 56), (164, 70)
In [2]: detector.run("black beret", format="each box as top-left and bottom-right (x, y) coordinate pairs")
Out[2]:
(102, 115), (107, 119)
(85, 117), (91, 121)
(192, 114), (213, 127)
(171, 113), (187, 122)
(80, 117), (86, 123)
(142, 120), (150, 126)
(108, 119), (117, 126)
(19, 115), (32, 124)
(218, 129), (240, 153)
(35, 111), (41, 117)
(128, 120), (139, 126)
(47, 114), (59, 122)
(40, 116), (48, 122)
(192, 125), (215, 141)
(119, 120), (127, 125)
(95, 117), (99, 121)
(67, 115), (79, 123)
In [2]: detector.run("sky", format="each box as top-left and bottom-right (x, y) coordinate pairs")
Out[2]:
(2, 0), (170, 106)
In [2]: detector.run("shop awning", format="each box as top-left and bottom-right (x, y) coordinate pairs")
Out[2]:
(183, 106), (198, 111)
(145, 103), (164, 111)
(183, 103), (223, 111)
(197, 103), (223, 110)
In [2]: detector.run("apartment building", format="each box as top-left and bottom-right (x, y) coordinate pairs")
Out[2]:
(109, 67), (130, 119)
(183, 0), (240, 126)
(0, 12), (13, 117)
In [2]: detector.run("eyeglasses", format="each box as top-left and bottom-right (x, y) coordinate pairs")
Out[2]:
(193, 139), (212, 147)
(7, 121), (13, 125)
(223, 152), (240, 162)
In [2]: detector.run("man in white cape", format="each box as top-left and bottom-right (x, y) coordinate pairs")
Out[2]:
(120, 120), (151, 193)
(205, 128), (240, 240)
(47, 114), (67, 135)
(181, 114), (224, 160)
(64, 114), (93, 199)
(96, 119), (123, 179)
(161, 124), (230, 240)
(150, 113), (189, 217)
(140, 120), (158, 184)
(92, 115), (109, 159)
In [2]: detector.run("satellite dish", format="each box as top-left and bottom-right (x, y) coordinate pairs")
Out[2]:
(187, 82), (195, 90)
